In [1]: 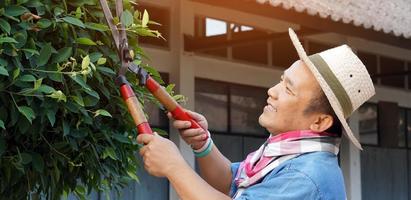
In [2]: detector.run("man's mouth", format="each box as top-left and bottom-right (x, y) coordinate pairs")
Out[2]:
(264, 104), (277, 112)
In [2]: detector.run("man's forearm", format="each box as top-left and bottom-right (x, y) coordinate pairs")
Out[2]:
(168, 160), (232, 200)
(196, 145), (233, 195)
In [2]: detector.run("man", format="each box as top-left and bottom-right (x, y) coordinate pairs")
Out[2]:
(137, 28), (375, 199)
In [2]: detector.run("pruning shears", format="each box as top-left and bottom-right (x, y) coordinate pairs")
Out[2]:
(99, 0), (206, 136)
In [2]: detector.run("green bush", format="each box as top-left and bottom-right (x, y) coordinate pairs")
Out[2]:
(0, 0), (170, 199)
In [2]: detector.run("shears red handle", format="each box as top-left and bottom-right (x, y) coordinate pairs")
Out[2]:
(145, 77), (203, 130)
(117, 77), (153, 134)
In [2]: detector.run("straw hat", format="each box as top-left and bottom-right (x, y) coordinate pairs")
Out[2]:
(288, 28), (375, 150)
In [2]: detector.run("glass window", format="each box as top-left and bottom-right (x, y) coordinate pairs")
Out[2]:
(399, 108), (406, 148)
(359, 103), (378, 145)
(380, 56), (405, 89)
(230, 85), (266, 136)
(205, 18), (227, 37)
(407, 109), (411, 148)
(357, 51), (378, 84)
(195, 79), (228, 132)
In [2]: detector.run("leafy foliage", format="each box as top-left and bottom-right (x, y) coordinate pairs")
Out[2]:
(0, 0), (168, 199)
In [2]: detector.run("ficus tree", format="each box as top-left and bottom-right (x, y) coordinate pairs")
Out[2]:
(0, 0), (175, 199)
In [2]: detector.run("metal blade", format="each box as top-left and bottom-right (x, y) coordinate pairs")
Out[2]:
(99, 0), (120, 50)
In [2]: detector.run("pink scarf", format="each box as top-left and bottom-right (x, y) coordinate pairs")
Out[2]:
(232, 130), (340, 199)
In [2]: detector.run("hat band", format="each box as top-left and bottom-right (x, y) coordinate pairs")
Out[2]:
(308, 54), (353, 117)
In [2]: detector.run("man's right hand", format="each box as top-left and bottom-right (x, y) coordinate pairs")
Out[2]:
(167, 110), (209, 150)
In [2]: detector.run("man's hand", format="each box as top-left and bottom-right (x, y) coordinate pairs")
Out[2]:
(137, 133), (187, 178)
(167, 110), (209, 150)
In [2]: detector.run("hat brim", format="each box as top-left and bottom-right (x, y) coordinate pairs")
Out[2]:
(288, 28), (363, 150)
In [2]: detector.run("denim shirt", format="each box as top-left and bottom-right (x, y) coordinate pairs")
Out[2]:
(229, 151), (346, 200)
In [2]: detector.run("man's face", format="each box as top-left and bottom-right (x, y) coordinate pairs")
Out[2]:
(258, 60), (321, 135)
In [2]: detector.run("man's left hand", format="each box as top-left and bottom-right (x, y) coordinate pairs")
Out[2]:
(137, 133), (186, 178)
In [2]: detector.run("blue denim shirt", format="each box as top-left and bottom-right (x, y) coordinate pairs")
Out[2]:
(230, 151), (346, 200)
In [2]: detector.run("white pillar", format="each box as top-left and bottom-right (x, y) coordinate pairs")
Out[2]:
(341, 112), (362, 200)
(169, 0), (196, 199)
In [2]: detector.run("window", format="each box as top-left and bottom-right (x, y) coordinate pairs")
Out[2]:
(359, 103), (378, 145)
(205, 18), (227, 37)
(195, 79), (228, 132)
(407, 109), (411, 148)
(399, 108), (406, 147)
(195, 79), (268, 162)
(357, 51), (378, 84)
(230, 85), (266, 136)
(408, 62), (411, 90)
(380, 56), (405, 89)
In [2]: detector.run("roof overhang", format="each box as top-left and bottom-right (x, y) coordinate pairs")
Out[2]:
(191, 0), (411, 50)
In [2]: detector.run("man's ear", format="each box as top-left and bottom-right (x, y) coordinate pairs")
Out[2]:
(309, 114), (333, 132)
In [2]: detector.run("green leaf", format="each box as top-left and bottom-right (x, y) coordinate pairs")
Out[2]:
(126, 168), (139, 182)
(97, 67), (115, 75)
(0, 119), (4, 130)
(112, 133), (130, 144)
(142, 9), (149, 27)
(81, 55), (90, 70)
(0, 37), (18, 44)
(0, 58), (8, 67)
(34, 78), (42, 90)
(31, 153), (44, 172)
(20, 152), (32, 164)
(36, 43), (52, 66)
(85, 22), (108, 32)
(38, 85), (55, 94)
(70, 75), (91, 90)
(84, 89), (99, 99)
(62, 16), (85, 28)
(63, 120), (70, 136)
(0, 66), (8, 76)
(21, 48), (40, 56)
(5, 5), (29, 16)
(75, 185), (86, 195)
(47, 90), (67, 102)
(75, 37), (96, 45)
(18, 106), (35, 123)
(102, 147), (117, 160)
(46, 109), (56, 126)
(19, 74), (36, 82)
(52, 47), (72, 63)
(37, 18), (52, 29)
(12, 68), (20, 80)
(0, 18), (11, 34)
(54, 7), (64, 17)
(72, 94), (84, 107)
(89, 52), (102, 62)
(97, 58), (106, 65)
(121, 10), (133, 27)
(94, 109), (111, 118)
(75, 7), (82, 19)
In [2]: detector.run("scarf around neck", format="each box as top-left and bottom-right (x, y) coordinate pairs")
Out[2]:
(232, 130), (341, 199)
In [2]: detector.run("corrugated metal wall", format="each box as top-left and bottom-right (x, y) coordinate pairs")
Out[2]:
(361, 146), (409, 200)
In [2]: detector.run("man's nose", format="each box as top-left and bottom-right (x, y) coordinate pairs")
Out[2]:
(267, 84), (279, 100)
